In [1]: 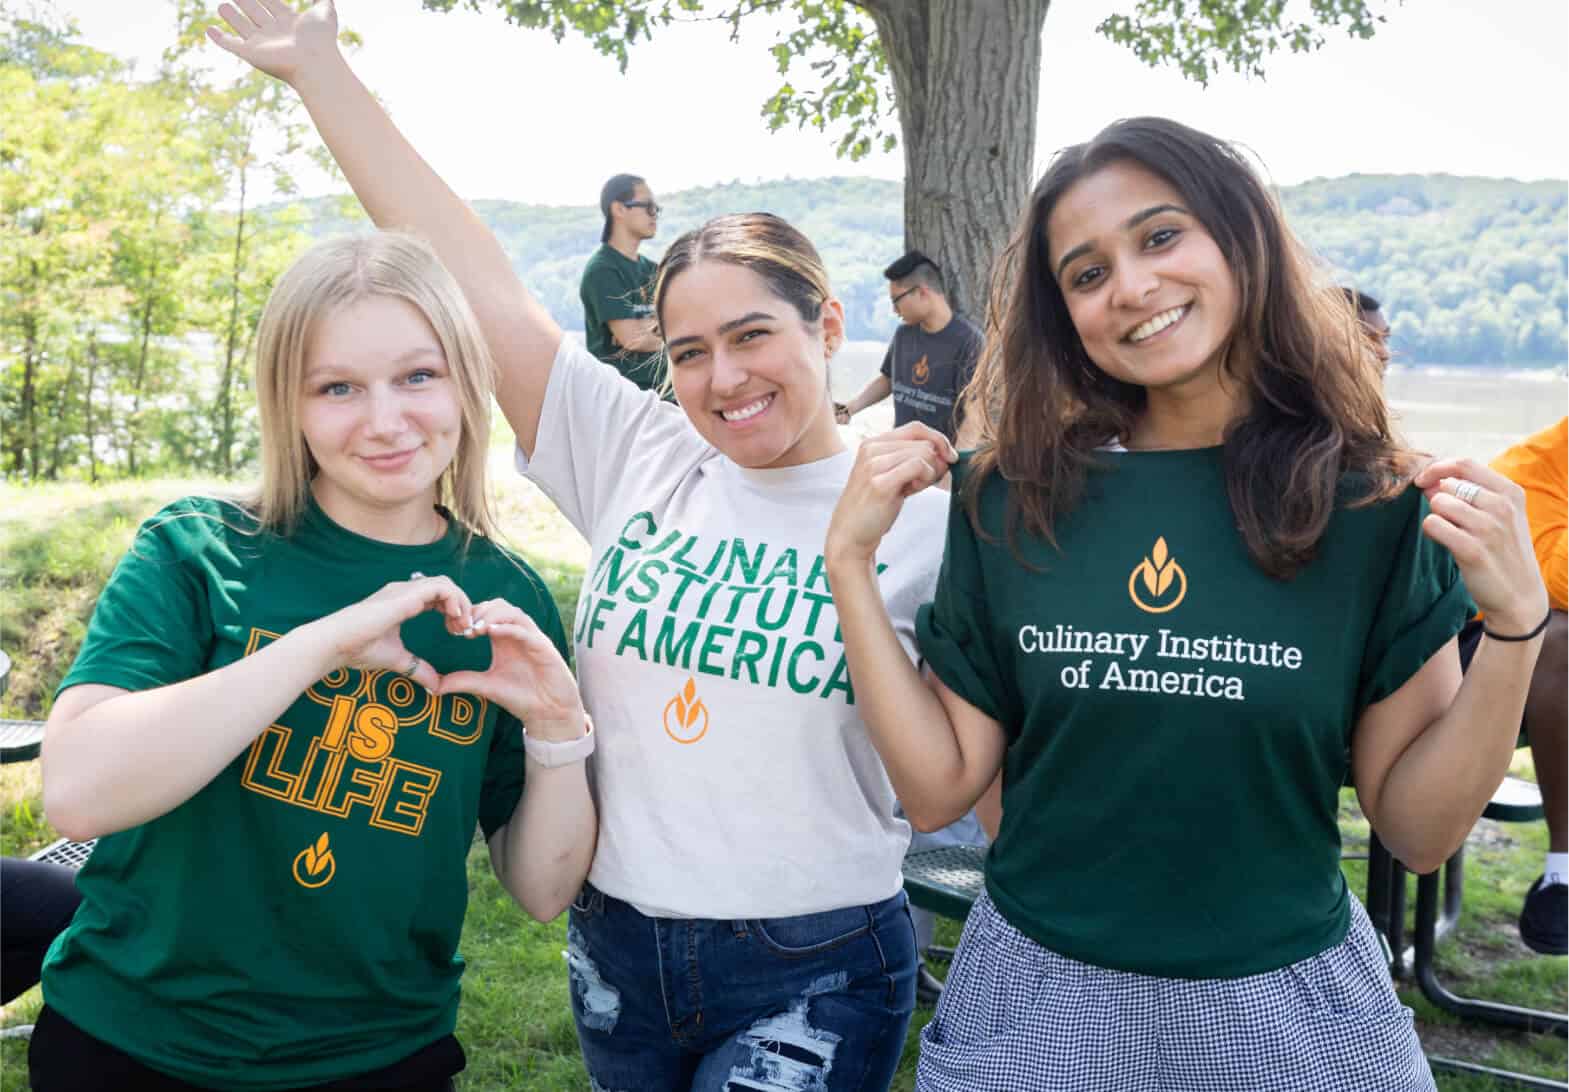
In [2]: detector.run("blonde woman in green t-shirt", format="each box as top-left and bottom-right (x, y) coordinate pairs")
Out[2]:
(826, 117), (1550, 1091)
(31, 232), (597, 1090)
(206, 5), (945, 1090)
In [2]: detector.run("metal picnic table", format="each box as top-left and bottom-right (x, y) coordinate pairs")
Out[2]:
(0, 650), (47, 764)
(901, 783), (1567, 1092)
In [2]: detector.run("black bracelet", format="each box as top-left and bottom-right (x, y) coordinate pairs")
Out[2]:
(1483, 608), (1554, 642)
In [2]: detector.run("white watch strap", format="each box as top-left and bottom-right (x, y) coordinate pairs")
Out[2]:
(522, 714), (595, 768)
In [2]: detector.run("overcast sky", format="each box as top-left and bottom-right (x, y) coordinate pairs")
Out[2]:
(53, 0), (1569, 206)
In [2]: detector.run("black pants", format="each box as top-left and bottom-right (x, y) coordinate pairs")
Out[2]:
(28, 1005), (465, 1092)
(0, 857), (81, 1004)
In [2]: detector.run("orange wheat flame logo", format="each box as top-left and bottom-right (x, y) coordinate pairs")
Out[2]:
(663, 677), (710, 744)
(1128, 536), (1187, 613)
(912, 356), (931, 385)
(292, 832), (337, 888)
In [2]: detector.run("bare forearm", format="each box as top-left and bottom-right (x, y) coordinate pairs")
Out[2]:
(288, 57), (557, 448)
(44, 623), (339, 840)
(828, 556), (984, 829)
(290, 61), (506, 303)
(493, 756), (597, 920)
(1374, 636), (1542, 871)
(611, 319), (661, 353)
(847, 375), (893, 416)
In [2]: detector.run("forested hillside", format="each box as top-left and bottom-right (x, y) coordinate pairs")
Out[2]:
(303, 174), (1568, 365)
(4, 8), (1564, 483)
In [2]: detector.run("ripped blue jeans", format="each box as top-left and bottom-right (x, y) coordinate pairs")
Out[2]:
(564, 882), (918, 1092)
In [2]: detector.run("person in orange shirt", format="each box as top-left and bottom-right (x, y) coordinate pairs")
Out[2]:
(1457, 416), (1566, 954)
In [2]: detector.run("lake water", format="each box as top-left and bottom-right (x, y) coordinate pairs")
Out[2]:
(828, 341), (1567, 460)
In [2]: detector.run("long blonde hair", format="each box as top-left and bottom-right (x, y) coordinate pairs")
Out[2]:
(250, 231), (501, 544)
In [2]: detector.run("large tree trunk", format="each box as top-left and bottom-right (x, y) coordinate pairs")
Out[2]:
(863, 0), (1050, 321)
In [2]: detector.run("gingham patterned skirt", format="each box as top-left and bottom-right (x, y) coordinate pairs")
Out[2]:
(917, 891), (1434, 1092)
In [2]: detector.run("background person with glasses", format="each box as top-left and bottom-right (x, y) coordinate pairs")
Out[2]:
(835, 250), (984, 446)
(581, 173), (665, 391)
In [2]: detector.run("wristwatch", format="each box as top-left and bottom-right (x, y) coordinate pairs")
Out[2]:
(522, 713), (595, 768)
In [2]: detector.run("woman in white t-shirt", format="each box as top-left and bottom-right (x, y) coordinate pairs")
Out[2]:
(212, 4), (940, 1089)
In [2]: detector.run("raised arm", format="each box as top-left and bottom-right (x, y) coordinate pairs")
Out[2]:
(209, 0), (560, 456)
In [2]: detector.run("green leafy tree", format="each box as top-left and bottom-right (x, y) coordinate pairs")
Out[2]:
(0, 10), (127, 479)
(422, 0), (1386, 316)
(163, 1), (354, 474)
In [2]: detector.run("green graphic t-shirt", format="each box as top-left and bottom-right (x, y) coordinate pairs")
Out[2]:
(43, 496), (566, 1090)
(918, 449), (1473, 979)
(580, 243), (663, 390)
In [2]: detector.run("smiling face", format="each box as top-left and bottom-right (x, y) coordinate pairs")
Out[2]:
(1048, 160), (1243, 405)
(298, 295), (462, 528)
(659, 260), (845, 469)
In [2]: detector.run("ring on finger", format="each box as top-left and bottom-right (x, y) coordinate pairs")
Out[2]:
(409, 570), (425, 580)
(403, 654), (420, 678)
(1453, 481), (1482, 506)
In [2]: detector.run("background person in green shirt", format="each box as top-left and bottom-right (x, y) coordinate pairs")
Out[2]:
(826, 116), (1549, 1091)
(29, 231), (596, 1092)
(580, 172), (665, 390)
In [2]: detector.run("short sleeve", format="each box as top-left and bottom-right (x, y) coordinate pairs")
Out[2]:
(915, 460), (1015, 730)
(57, 503), (218, 698)
(879, 340), (894, 379)
(518, 337), (700, 540)
(584, 259), (650, 322)
(476, 568), (572, 839)
(1357, 490), (1476, 710)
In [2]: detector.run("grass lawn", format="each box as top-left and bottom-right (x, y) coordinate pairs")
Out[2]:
(1, 476), (1563, 1090)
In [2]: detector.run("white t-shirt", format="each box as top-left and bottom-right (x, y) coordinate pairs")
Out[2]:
(519, 337), (948, 918)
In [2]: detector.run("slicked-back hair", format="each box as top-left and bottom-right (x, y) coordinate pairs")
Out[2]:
(599, 173), (645, 243)
(1341, 287), (1382, 315)
(963, 116), (1406, 580)
(652, 212), (830, 329)
(884, 249), (945, 296)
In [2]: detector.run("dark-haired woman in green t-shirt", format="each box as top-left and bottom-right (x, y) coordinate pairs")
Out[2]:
(30, 231), (597, 1092)
(827, 117), (1551, 1091)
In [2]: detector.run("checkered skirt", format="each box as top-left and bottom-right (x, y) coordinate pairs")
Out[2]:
(917, 892), (1433, 1092)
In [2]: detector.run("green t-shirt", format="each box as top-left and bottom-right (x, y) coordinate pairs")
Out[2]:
(580, 243), (663, 391)
(43, 495), (566, 1090)
(917, 449), (1473, 979)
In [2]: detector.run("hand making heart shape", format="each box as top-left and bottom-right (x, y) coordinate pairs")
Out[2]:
(438, 600), (586, 742)
(317, 573), (475, 693)
(317, 577), (585, 739)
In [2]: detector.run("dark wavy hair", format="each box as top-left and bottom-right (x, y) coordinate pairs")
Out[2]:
(963, 117), (1405, 579)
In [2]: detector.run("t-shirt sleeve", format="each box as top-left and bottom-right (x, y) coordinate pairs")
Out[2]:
(1357, 489), (1476, 711)
(879, 339), (894, 379)
(57, 504), (217, 698)
(583, 258), (650, 322)
(915, 462), (1015, 730)
(518, 336), (698, 540)
(1490, 418), (1567, 611)
(476, 572), (573, 839)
